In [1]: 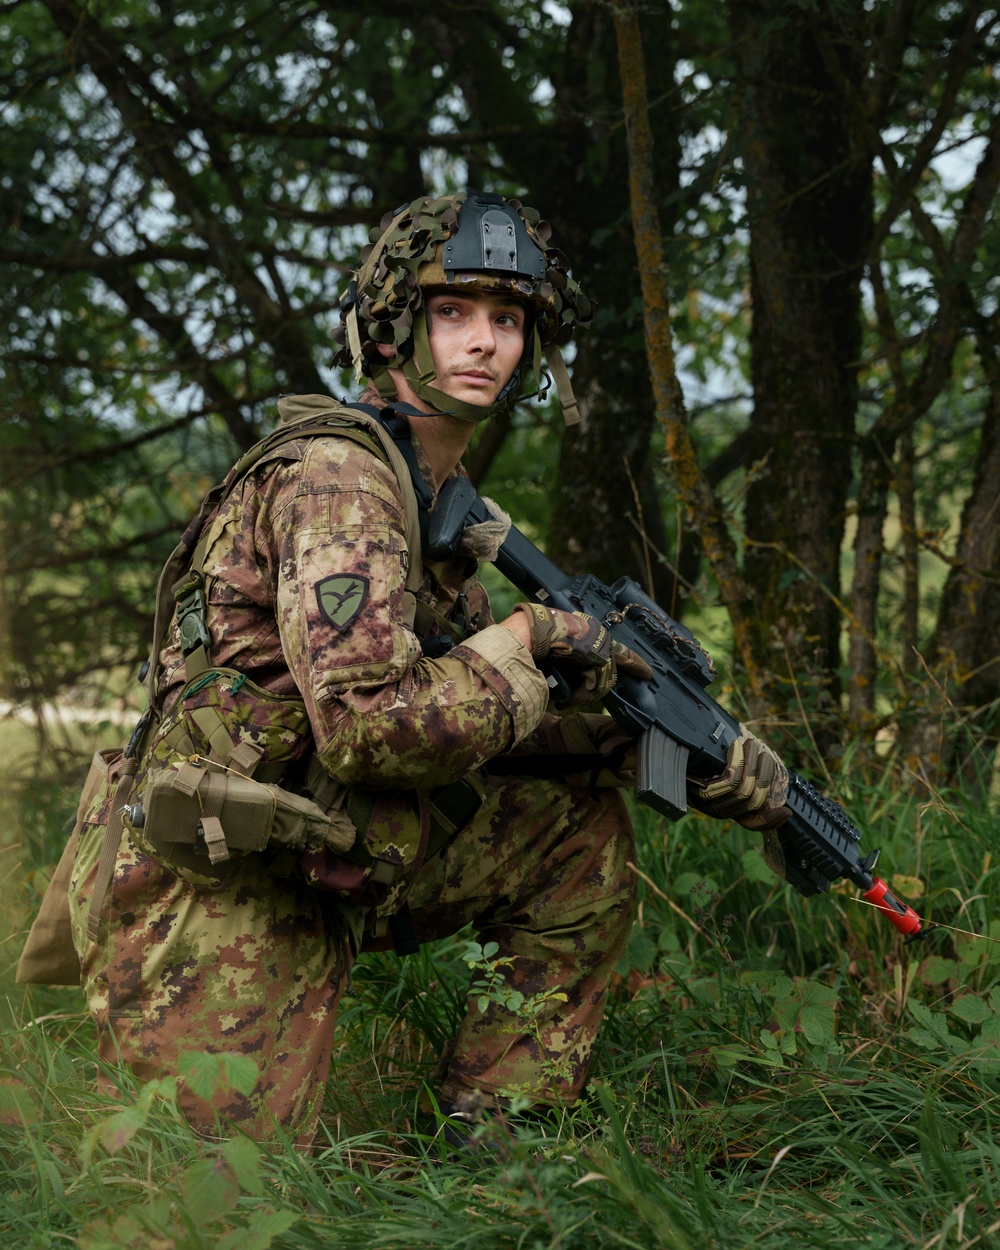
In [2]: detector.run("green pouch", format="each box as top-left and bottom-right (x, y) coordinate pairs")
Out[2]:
(144, 666), (313, 782)
(17, 747), (123, 984)
(127, 760), (356, 882)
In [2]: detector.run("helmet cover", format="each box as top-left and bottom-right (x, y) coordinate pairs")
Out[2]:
(333, 191), (592, 422)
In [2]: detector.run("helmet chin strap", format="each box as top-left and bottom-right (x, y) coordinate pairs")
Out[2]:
(367, 361), (500, 424)
(367, 313), (581, 427)
(369, 309), (513, 424)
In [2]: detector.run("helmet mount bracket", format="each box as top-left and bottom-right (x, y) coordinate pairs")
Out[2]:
(443, 193), (546, 282)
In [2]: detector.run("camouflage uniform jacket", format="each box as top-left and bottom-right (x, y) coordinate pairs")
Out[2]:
(155, 403), (550, 795)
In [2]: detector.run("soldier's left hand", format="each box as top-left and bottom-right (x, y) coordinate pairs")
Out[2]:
(689, 724), (791, 830)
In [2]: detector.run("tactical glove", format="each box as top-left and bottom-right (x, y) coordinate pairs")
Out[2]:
(689, 724), (791, 831)
(512, 602), (653, 706)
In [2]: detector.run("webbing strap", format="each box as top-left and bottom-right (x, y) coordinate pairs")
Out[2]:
(546, 343), (581, 426)
(190, 705), (236, 764)
(172, 760), (205, 795)
(86, 758), (138, 944)
(198, 771), (229, 865)
(346, 206), (412, 383)
(229, 740), (264, 776)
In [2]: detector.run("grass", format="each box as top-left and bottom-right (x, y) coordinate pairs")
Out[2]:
(1, 726), (999, 1249)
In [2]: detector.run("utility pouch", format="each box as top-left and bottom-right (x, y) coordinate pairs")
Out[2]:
(131, 666), (347, 886)
(300, 770), (486, 928)
(127, 759), (355, 882)
(142, 666), (313, 783)
(17, 747), (122, 985)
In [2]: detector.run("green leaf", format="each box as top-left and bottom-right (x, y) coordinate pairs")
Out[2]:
(949, 994), (994, 1025)
(673, 872), (720, 900)
(919, 956), (957, 986)
(798, 1004), (836, 1046)
(462, 940), (484, 965)
(908, 1001), (934, 1027)
(741, 849), (779, 884)
(216, 1210), (300, 1250)
(907, 1027), (945, 1051)
(180, 1156), (241, 1225)
(135, 1076), (177, 1113)
(179, 1051), (258, 1101)
(97, 1106), (146, 1155)
(219, 1052), (259, 1097)
(221, 1137), (264, 1196)
(906, 1003), (965, 1053)
(713, 1047), (751, 1067)
(743, 970), (793, 998)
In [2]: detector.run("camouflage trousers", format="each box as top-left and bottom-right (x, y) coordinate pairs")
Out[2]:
(70, 771), (635, 1145)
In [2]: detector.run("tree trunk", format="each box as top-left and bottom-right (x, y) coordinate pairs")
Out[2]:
(900, 337), (1000, 789)
(729, 0), (873, 753)
(847, 437), (892, 734)
(541, 1), (676, 605)
(609, 0), (760, 686)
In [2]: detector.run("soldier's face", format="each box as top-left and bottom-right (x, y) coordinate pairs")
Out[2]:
(423, 292), (526, 408)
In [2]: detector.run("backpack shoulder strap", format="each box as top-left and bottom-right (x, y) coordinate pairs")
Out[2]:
(142, 396), (426, 713)
(273, 394), (425, 601)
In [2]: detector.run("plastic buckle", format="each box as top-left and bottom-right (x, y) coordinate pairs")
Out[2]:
(124, 709), (152, 760)
(176, 588), (212, 658)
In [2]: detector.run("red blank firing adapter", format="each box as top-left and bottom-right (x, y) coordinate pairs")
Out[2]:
(862, 877), (924, 938)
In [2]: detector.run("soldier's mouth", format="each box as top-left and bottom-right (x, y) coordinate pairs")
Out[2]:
(451, 370), (498, 386)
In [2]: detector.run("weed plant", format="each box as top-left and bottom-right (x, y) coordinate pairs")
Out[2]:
(1, 736), (999, 1248)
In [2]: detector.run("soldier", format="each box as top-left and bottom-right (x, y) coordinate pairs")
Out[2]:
(66, 191), (788, 1148)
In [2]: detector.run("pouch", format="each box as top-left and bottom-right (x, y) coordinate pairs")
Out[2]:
(17, 747), (122, 985)
(143, 666), (313, 783)
(131, 665), (330, 885)
(128, 759), (356, 882)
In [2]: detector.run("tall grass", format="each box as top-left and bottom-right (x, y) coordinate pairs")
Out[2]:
(2, 732), (998, 1248)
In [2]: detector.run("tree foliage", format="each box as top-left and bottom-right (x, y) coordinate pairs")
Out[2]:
(2, 0), (999, 782)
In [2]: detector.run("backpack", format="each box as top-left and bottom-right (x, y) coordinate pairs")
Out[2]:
(17, 395), (433, 983)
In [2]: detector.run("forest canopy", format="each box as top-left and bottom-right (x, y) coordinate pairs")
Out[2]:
(2, 0), (999, 787)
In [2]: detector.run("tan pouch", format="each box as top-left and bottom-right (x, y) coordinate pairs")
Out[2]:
(128, 760), (357, 879)
(17, 748), (120, 985)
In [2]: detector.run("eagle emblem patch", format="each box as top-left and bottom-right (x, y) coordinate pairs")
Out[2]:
(315, 575), (370, 631)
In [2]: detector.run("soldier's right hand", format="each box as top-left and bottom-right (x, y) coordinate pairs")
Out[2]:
(509, 602), (652, 704)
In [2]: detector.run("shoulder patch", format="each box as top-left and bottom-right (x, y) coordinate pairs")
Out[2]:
(315, 575), (370, 631)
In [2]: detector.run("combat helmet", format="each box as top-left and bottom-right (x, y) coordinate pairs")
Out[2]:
(333, 191), (593, 424)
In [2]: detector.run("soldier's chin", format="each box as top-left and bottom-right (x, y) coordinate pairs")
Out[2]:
(440, 379), (498, 407)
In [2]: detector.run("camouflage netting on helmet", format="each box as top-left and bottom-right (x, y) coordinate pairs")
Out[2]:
(332, 192), (592, 416)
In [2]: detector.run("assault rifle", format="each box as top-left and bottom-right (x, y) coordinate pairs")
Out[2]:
(428, 478), (926, 942)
